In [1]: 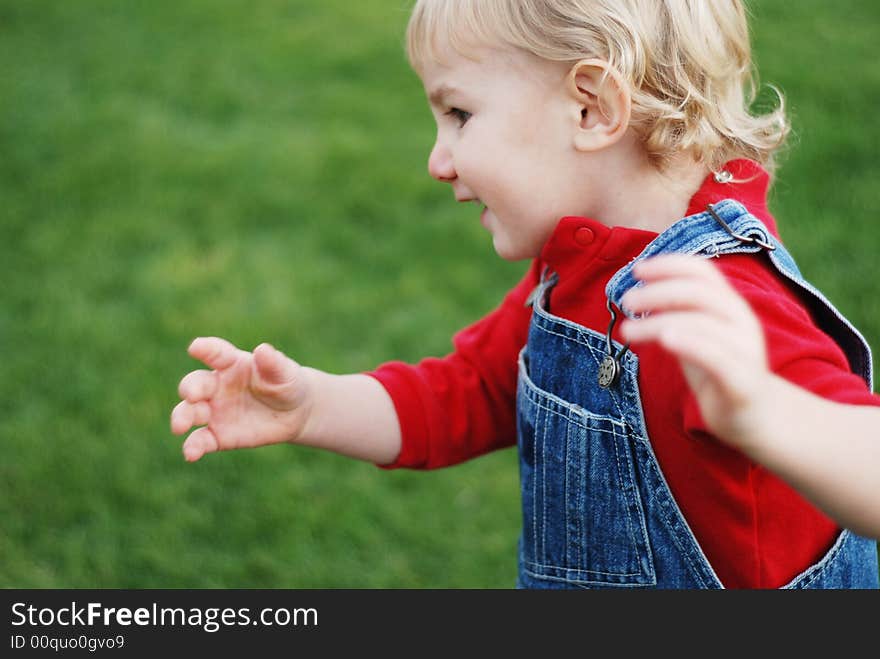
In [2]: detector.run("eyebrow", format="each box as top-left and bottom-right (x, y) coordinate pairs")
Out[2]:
(428, 84), (456, 107)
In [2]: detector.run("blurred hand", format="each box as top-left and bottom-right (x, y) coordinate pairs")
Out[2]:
(620, 254), (771, 444)
(171, 337), (314, 461)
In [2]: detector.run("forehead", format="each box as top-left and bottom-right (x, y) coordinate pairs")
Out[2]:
(418, 41), (562, 103)
(420, 48), (512, 107)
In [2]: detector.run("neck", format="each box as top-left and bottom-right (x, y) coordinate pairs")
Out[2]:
(589, 148), (710, 233)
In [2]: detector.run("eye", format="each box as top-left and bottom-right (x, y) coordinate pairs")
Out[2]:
(444, 107), (472, 127)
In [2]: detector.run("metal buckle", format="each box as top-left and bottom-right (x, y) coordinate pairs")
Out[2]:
(706, 203), (776, 251)
(525, 268), (559, 307)
(598, 299), (630, 389)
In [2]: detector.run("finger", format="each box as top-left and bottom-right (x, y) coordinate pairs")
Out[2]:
(178, 369), (218, 402)
(188, 336), (241, 371)
(631, 254), (727, 285)
(621, 321), (736, 392)
(622, 278), (741, 321)
(621, 314), (759, 396)
(171, 400), (193, 434)
(650, 323), (755, 406)
(253, 343), (298, 386)
(623, 311), (743, 348)
(190, 401), (211, 426)
(171, 400), (212, 435)
(182, 426), (220, 462)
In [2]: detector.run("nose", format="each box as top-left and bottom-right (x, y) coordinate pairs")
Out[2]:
(428, 138), (456, 182)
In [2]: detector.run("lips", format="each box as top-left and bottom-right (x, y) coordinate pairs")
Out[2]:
(465, 198), (487, 212)
(456, 196), (489, 225)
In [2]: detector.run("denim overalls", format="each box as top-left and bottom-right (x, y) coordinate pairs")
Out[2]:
(515, 199), (879, 589)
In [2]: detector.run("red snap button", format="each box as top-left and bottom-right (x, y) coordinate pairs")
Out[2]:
(574, 226), (595, 246)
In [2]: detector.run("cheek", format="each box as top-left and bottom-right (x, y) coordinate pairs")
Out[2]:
(454, 144), (503, 194)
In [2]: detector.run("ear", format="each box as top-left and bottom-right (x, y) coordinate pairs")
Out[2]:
(565, 59), (631, 152)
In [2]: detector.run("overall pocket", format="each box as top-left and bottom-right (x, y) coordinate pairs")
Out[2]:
(516, 352), (655, 587)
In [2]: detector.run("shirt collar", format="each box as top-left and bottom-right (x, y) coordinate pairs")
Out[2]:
(540, 159), (778, 274)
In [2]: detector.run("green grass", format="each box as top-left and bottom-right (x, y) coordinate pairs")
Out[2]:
(1, 0), (878, 588)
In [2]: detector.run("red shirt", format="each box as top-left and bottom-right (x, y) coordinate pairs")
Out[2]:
(368, 160), (880, 588)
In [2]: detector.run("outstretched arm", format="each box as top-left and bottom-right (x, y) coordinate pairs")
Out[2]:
(619, 254), (880, 539)
(171, 337), (401, 465)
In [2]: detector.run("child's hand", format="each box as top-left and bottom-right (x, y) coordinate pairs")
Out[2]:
(620, 254), (771, 445)
(171, 337), (314, 462)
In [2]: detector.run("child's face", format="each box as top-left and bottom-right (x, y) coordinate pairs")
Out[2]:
(419, 45), (589, 261)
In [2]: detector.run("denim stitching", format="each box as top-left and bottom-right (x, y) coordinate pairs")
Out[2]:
(769, 252), (873, 388)
(576, 417), (585, 573)
(611, 421), (643, 571)
(564, 411), (572, 570)
(532, 316), (637, 378)
(532, 298), (638, 371)
(531, 321), (631, 422)
(533, 399), (541, 565)
(785, 531), (848, 589)
(521, 570), (653, 588)
(522, 561), (643, 578)
(521, 382), (649, 579)
(519, 360), (627, 431)
(532, 313), (638, 378)
(541, 398), (548, 564)
(526, 398), (620, 435)
(645, 456), (716, 588)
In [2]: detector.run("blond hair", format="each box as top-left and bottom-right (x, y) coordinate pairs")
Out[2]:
(407, 0), (788, 174)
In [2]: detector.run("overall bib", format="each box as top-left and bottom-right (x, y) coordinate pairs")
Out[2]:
(516, 199), (879, 589)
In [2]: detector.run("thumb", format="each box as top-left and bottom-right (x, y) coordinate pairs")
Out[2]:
(252, 343), (298, 386)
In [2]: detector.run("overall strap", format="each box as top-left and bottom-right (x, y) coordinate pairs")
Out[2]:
(600, 198), (873, 389)
(605, 199), (782, 306)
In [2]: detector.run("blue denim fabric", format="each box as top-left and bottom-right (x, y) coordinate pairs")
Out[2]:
(516, 199), (879, 589)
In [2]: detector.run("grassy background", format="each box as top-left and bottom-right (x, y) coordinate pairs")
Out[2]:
(1, 0), (878, 588)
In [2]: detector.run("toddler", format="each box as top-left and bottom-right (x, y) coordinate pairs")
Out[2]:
(171, 0), (880, 588)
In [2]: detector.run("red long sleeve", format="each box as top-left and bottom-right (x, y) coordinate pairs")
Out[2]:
(368, 260), (540, 469)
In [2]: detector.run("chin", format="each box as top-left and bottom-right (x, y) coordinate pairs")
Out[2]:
(492, 237), (533, 262)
